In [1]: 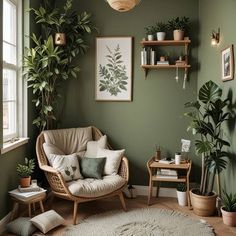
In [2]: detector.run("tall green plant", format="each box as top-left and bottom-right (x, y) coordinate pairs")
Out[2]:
(185, 81), (230, 196)
(23, 0), (96, 131)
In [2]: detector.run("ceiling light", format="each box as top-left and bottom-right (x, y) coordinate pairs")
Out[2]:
(106, 0), (141, 12)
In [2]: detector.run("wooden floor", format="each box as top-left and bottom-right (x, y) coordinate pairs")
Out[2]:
(5, 195), (236, 235)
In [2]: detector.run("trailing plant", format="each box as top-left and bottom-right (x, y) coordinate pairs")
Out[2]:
(185, 80), (231, 196)
(99, 44), (128, 96)
(155, 22), (167, 32)
(177, 183), (187, 192)
(145, 25), (156, 35)
(23, 0), (96, 131)
(16, 158), (35, 177)
(168, 16), (190, 31)
(222, 190), (236, 212)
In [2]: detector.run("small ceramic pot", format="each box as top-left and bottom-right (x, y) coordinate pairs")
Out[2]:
(147, 35), (154, 41)
(156, 32), (166, 41)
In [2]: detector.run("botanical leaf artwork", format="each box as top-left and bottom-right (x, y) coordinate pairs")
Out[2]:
(99, 44), (128, 96)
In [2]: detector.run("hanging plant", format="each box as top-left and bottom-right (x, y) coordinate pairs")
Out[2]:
(23, 0), (96, 131)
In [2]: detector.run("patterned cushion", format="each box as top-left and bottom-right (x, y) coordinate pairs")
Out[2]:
(48, 153), (83, 181)
(67, 175), (126, 198)
(6, 217), (37, 236)
(30, 210), (64, 234)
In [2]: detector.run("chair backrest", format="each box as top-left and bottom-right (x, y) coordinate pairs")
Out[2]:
(36, 126), (105, 168)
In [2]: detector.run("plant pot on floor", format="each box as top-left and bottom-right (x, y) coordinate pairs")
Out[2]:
(173, 29), (184, 40)
(177, 190), (187, 206)
(156, 32), (166, 41)
(20, 176), (31, 188)
(221, 207), (236, 226)
(190, 188), (217, 216)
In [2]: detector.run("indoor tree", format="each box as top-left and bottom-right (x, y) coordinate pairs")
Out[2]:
(23, 0), (96, 131)
(185, 80), (231, 197)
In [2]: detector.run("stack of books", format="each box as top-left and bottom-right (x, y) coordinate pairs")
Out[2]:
(158, 158), (175, 164)
(141, 48), (156, 65)
(175, 60), (186, 66)
(156, 169), (178, 179)
(157, 61), (169, 65)
(9, 188), (46, 201)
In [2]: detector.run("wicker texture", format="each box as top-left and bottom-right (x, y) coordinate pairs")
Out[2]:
(36, 126), (129, 224)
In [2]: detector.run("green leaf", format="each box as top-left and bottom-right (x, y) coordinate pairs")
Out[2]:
(195, 140), (214, 154)
(199, 80), (222, 104)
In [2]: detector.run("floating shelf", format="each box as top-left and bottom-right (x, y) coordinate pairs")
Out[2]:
(141, 39), (191, 46)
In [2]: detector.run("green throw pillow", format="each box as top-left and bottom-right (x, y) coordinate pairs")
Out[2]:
(80, 157), (106, 179)
(6, 217), (37, 236)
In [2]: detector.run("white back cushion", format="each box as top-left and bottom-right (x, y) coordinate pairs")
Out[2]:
(84, 135), (107, 157)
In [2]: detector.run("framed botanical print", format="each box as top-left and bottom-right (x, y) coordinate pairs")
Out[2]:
(96, 37), (132, 101)
(221, 45), (234, 81)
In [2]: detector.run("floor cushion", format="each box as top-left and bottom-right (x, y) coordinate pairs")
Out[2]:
(67, 175), (126, 198)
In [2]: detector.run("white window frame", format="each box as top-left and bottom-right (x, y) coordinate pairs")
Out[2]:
(1, 0), (28, 152)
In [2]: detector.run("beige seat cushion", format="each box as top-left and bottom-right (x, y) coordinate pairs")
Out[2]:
(43, 127), (92, 155)
(67, 175), (126, 198)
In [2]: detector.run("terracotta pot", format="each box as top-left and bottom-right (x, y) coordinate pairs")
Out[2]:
(190, 188), (217, 216)
(221, 207), (236, 226)
(20, 176), (31, 188)
(173, 29), (184, 41)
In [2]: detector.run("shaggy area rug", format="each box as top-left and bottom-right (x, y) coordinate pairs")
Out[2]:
(63, 208), (215, 236)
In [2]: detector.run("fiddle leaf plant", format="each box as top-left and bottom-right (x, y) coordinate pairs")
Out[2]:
(99, 44), (128, 96)
(16, 158), (35, 178)
(24, 0), (96, 131)
(184, 80), (231, 196)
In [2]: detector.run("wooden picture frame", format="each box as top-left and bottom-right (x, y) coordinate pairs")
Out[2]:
(95, 37), (132, 101)
(221, 45), (234, 81)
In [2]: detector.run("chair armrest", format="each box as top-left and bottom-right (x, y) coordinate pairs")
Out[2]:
(40, 165), (70, 195)
(118, 156), (129, 182)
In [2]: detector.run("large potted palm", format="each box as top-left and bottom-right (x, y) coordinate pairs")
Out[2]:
(185, 80), (230, 216)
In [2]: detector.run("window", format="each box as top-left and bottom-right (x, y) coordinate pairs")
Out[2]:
(2, 0), (25, 143)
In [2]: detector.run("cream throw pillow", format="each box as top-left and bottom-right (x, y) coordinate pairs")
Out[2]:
(48, 153), (83, 181)
(84, 135), (107, 157)
(97, 148), (125, 175)
(30, 210), (64, 234)
(43, 143), (65, 160)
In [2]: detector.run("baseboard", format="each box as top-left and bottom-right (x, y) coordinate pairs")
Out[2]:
(0, 212), (11, 234)
(133, 185), (177, 198)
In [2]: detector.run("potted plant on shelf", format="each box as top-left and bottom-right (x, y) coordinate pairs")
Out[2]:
(16, 158), (35, 188)
(221, 191), (236, 226)
(184, 80), (231, 216)
(155, 22), (167, 41)
(176, 183), (187, 206)
(168, 16), (190, 41)
(145, 25), (156, 41)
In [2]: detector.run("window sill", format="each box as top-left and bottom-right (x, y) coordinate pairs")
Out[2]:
(1, 138), (29, 154)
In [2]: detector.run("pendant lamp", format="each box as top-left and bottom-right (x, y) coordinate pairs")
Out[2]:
(106, 0), (141, 12)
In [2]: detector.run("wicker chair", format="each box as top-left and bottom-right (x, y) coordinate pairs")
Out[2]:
(36, 126), (129, 224)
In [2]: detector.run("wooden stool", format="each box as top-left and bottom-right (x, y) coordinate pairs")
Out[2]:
(10, 192), (46, 220)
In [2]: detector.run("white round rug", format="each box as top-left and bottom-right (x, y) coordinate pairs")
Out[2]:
(63, 208), (215, 236)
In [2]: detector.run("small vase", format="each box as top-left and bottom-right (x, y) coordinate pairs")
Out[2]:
(156, 32), (166, 41)
(173, 30), (184, 41)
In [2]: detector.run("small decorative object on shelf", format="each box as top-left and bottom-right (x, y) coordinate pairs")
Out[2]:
(155, 22), (168, 41)
(55, 33), (66, 45)
(145, 25), (156, 41)
(155, 145), (161, 161)
(175, 152), (181, 165)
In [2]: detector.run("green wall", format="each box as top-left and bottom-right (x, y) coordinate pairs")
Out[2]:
(198, 0), (236, 193)
(56, 0), (199, 185)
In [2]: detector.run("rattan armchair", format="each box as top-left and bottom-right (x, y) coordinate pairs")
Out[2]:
(36, 126), (129, 225)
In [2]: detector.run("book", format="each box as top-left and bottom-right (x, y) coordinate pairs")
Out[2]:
(158, 158), (175, 164)
(9, 188), (46, 201)
(18, 185), (41, 193)
(160, 169), (177, 176)
(141, 49), (147, 65)
(156, 174), (178, 179)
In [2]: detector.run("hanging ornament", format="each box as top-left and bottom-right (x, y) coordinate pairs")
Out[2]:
(175, 66), (179, 83)
(55, 33), (66, 45)
(183, 72), (187, 90)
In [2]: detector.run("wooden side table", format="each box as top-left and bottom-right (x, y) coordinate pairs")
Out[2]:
(147, 157), (192, 206)
(10, 192), (46, 220)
